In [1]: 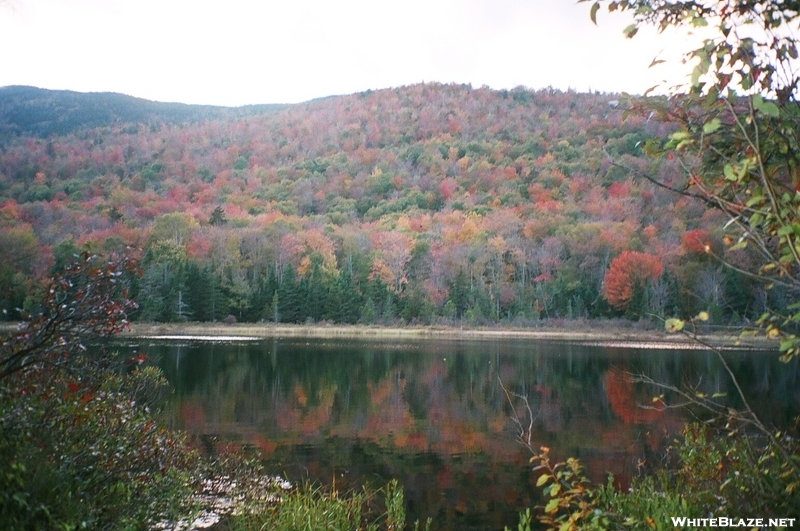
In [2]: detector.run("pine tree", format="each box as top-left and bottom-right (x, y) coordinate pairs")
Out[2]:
(208, 206), (227, 226)
(448, 267), (470, 318)
(277, 267), (302, 323)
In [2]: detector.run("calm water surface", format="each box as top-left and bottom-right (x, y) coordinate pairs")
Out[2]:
(109, 336), (800, 531)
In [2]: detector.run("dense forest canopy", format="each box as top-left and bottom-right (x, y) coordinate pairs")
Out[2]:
(0, 83), (766, 324)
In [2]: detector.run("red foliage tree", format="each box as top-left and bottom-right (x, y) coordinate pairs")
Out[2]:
(438, 178), (458, 201)
(602, 251), (663, 311)
(681, 229), (712, 255)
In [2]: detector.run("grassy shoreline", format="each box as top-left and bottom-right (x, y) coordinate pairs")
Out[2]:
(119, 321), (769, 348)
(0, 320), (772, 348)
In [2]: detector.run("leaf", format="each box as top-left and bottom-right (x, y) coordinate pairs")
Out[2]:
(545, 498), (560, 514)
(623, 24), (638, 38)
(695, 311), (709, 322)
(691, 64), (703, 87)
(728, 240), (748, 251)
(665, 318), (684, 332)
(780, 339), (797, 351)
(537, 473), (549, 487)
(753, 94), (780, 117)
(703, 118), (721, 134)
(760, 101), (780, 117)
(724, 164), (737, 181)
(670, 131), (691, 141)
(590, 2), (600, 25)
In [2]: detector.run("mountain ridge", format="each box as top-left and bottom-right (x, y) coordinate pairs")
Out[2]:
(0, 85), (289, 140)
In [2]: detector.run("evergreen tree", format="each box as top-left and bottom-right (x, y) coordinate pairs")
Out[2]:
(136, 242), (186, 321)
(271, 291), (279, 323)
(304, 261), (326, 322)
(277, 267), (303, 323)
(208, 206), (227, 226)
(381, 291), (396, 324)
(323, 273), (361, 324)
(185, 263), (227, 322)
(259, 267), (280, 321)
(360, 298), (378, 324)
(448, 267), (469, 318)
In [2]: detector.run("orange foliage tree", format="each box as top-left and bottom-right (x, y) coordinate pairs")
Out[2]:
(602, 251), (663, 314)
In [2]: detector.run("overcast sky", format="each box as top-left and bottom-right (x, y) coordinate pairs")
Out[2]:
(0, 0), (693, 106)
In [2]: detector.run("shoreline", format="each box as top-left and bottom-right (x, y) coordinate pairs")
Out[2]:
(119, 321), (771, 349)
(0, 320), (774, 349)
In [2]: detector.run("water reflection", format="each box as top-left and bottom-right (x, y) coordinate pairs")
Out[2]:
(109, 337), (800, 531)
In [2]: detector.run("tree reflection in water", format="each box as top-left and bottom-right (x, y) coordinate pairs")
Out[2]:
(107, 337), (800, 531)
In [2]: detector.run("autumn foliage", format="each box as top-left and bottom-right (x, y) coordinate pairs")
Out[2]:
(602, 251), (663, 311)
(0, 83), (754, 325)
(681, 229), (712, 254)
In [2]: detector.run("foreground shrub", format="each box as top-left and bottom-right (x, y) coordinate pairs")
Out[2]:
(0, 252), (200, 530)
(0, 367), (198, 530)
(516, 425), (800, 531)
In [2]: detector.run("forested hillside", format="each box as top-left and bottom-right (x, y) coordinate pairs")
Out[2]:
(0, 83), (764, 324)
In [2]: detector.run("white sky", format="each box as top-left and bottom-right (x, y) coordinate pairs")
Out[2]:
(0, 0), (694, 106)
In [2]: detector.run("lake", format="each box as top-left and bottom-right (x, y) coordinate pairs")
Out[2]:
(109, 335), (800, 531)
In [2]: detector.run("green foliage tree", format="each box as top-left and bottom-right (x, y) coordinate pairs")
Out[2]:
(137, 240), (189, 321)
(150, 212), (199, 246)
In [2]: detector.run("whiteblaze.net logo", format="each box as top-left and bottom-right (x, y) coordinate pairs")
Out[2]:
(671, 517), (796, 528)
